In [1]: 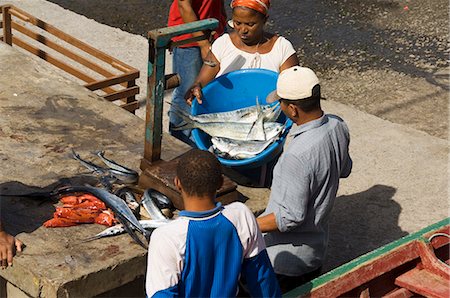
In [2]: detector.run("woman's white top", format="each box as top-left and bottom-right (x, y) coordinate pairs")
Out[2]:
(211, 33), (296, 77)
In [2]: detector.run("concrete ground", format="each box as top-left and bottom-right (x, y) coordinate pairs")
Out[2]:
(1, 0), (448, 275)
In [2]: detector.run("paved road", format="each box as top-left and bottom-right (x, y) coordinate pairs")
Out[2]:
(46, 0), (449, 139)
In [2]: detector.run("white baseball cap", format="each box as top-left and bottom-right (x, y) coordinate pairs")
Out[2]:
(267, 66), (320, 103)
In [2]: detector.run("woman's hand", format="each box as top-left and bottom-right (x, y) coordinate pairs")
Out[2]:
(185, 83), (203, 106)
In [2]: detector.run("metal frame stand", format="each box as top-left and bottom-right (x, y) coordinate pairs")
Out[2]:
(138, 19), (239, 210)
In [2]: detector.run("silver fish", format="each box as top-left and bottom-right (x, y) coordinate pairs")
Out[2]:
(147, 189), (174, 210)
(169, 101), (281, 124)
(108, 168), (139, 185)
(56, 185), (150, 248)
(211, 137), (276, 159)
(72, 149), (107, 175)
(114, 186), (140, 216)
(172, 110), (284, 141)
(71, 150), (138, 185)
(83, 219), (171, 242)
(142, 189), (169, 220)
(95, 151), (138, 176)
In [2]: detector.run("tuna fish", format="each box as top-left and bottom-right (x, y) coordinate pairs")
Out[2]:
(171, 110), (284, 141)
(168, 100), (281, 124)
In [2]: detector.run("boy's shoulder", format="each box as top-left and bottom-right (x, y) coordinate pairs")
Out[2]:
(222, 202), (257, 228)
(150, 217), (189, 243)
(223, 201), (251, 213)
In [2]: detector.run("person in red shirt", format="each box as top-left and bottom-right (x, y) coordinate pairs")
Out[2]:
(168, 0), (227, 145)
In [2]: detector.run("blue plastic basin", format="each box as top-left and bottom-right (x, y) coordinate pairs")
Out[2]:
(191, 69), (292, 169)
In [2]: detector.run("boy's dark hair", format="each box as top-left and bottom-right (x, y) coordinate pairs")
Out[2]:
(176, 149), (222, 197)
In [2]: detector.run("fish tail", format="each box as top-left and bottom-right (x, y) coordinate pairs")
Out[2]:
(171, 123), (195, 131)
(169, 109), (197, 130)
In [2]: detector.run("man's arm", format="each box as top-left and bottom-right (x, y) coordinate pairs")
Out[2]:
(177, 0), (211, 59)
(259, 154), (311, 233)
(0, 221), (23, 269)
(257, 213), (279, 233)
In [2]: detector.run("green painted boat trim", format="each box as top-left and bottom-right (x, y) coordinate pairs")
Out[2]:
(284, 217), (450, 297)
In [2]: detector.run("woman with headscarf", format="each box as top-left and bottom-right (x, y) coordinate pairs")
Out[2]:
(185, 0), (299, 105)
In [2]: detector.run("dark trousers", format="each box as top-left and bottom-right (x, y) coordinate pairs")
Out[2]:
(276, 267), (322, 294)
(237, 267), (322, 297)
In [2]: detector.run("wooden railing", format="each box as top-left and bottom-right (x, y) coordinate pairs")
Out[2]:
(0, 5), (140, 113)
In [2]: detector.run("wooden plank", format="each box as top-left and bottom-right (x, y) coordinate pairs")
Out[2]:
(395, 268), (450, 298)
(12, 36), (93, 83)
(120, 100), (140, 113)
(144, 37), (165, 162)
(416, 240), (450, 279)
(148, 18), (218, 47)
(8, 6), (137, 73)
(2, 5), (12, 45)
(139, 155), (239, 210)
(11, 21), (119, 81)
(85, 72), (139, 91)
(11, 36), (116, 95)
(103, 86), (139, 102)
(383, 288), (413, 298)
(125, 79), (137, 103)
(169, 34), (208, 49)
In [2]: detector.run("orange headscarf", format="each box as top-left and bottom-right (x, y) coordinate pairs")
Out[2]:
(230, 0), (270, 16)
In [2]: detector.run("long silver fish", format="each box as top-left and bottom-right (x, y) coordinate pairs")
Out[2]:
(211, 137), (277, 159)
(55, 185), (150, 248)
(72, 149), (107, 175)
(168, 101), (281, 124)
(95, 151), (138, 176)
(72, 150), (138, 185)
(83, 219), (171, 242)
(171, 110), (284, 141)
(142, 189), (169, 220)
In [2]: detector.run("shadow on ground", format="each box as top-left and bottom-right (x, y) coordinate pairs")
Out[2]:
(325, 184), (407, 271)
(0, 176), (99, 236)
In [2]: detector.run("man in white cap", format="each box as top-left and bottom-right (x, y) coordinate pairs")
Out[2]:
(257, 66), (353, 293)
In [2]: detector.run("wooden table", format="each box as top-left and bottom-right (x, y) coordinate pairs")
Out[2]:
(0, 42), (192, 297)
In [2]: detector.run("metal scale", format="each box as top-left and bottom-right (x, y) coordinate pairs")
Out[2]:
(138, 19), (239, 210)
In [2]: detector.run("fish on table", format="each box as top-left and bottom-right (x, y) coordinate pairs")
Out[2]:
(71, 149), (139, 185)
(55, 185), (150, 249)
(141, 189), (170, 221)
(83, 219), (171, 242)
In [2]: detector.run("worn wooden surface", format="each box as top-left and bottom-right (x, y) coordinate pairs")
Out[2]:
(0, 42), (193, 297)
(139, 150), (239, 210)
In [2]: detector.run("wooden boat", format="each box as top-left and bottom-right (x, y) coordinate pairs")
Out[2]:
(286, 218), (450, 297)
